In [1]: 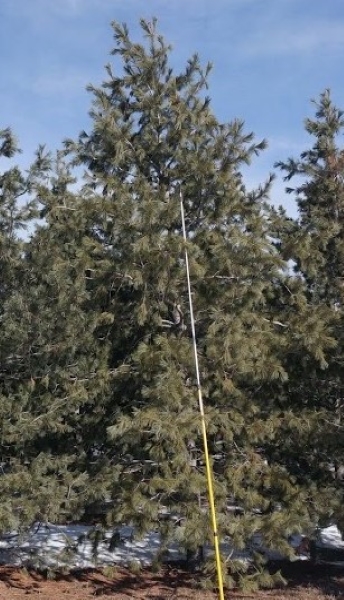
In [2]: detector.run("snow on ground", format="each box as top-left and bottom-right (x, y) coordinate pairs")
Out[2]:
(0, 523), (251, 570)
(318, 525), (344, 549)
(0, 522), (343, 570)
(0, 524), (169, 569)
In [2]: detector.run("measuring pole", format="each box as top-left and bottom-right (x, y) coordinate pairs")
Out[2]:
(180, 190), (225, 600)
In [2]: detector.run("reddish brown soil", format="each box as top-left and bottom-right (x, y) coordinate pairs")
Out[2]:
(0, 563), (343, 599)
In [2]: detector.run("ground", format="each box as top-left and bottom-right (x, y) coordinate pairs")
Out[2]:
(0, 564), (343, 600)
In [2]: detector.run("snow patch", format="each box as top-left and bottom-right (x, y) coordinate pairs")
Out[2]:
(0, 522), (344, 569)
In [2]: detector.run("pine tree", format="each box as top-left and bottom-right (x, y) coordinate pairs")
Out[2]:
(0, 128), (39, 530)
(0, 128), (29, 299)
(274, 90), (344, 529)
(2, 26), (340, 589)
(63, 19), (320, 586)
(0, 142), (112, 530)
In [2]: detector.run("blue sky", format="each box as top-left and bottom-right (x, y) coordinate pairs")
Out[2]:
(1, 0), (344, 215)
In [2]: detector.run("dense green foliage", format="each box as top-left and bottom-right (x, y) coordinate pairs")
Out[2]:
(0, 143), (111, 528)
(1, 19), (344, 589)
(273, 91), (344, 529)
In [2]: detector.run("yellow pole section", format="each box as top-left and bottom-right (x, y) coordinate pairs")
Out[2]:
(180, 191), (225, 600)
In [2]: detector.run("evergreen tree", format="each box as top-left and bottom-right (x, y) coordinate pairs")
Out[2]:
(64, 19), (321, 586)
(274, 91), (344, 529)
(0, 128), (29, 300)
(3, 19), (340, 589)
(0, 128), (39, 530)
(0, 143), (112, 530)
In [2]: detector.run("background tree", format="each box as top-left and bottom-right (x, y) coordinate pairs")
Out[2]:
(0, 143), (112, 530)
(0, 128), (40, 530)
(273, 90), (344, 530)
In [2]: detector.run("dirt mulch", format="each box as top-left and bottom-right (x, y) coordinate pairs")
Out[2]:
(0, 563), (343, 599)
